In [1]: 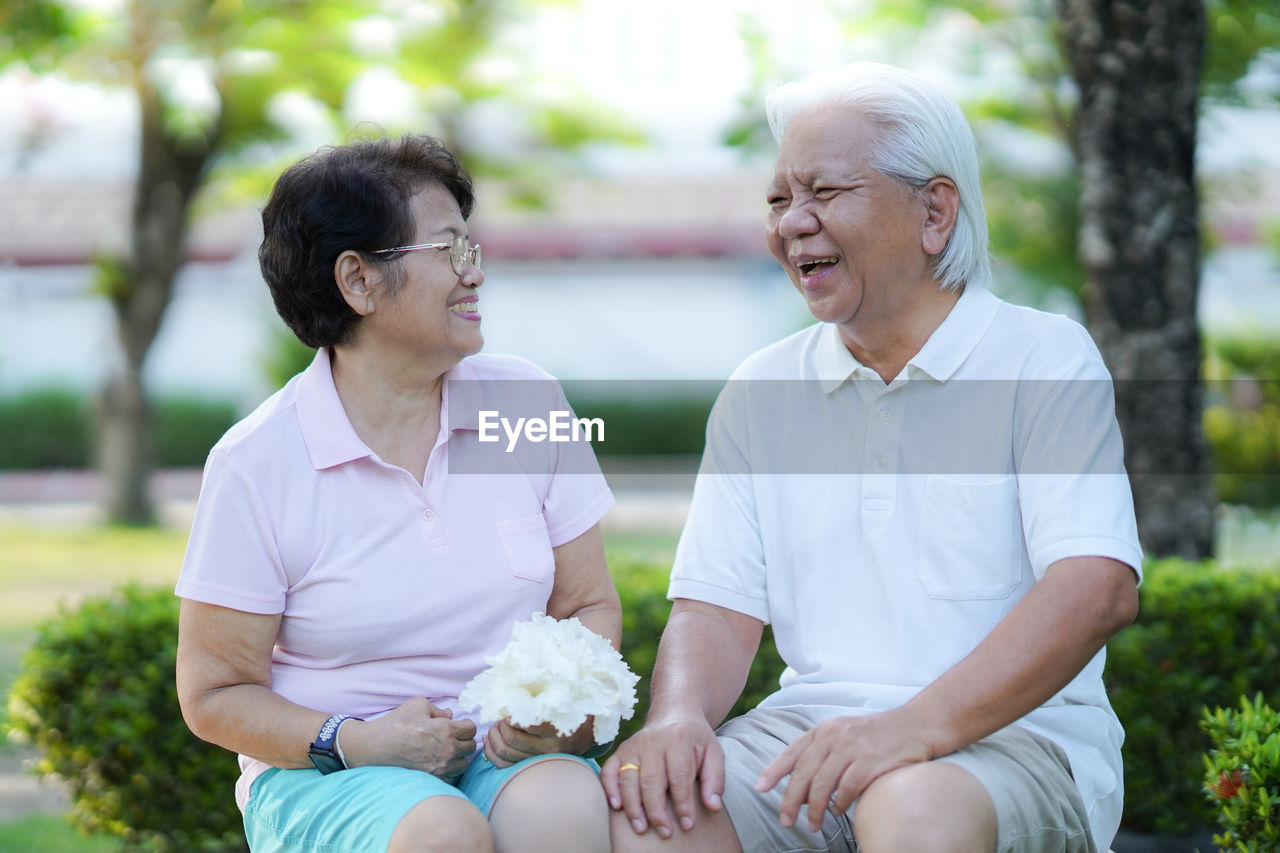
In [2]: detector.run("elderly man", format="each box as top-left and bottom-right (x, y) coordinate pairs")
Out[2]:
(602, 63), (1142, 853)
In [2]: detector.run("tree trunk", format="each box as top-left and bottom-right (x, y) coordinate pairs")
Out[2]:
(98, 74), (216, 525)
(1056, 0), (1214, 559)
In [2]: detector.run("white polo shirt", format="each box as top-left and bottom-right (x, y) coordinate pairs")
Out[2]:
(176, 349), (614, 810)
(669, 284), (1142, 848)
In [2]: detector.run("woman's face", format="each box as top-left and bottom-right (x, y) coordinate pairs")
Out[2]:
(370, 182), (485, 364)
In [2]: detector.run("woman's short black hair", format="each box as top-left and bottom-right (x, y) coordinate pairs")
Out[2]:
(258, 134), (475, 348)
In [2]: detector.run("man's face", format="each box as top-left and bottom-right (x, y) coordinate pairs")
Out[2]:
(766, 107), (934, 334)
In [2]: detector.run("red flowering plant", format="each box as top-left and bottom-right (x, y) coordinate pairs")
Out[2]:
(1201, 693), (1280, 852)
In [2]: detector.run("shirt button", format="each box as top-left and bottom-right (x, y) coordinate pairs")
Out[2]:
(423, 509), (435, 520)
(875, 455), (887, 468)
(880, 410), (891, 420)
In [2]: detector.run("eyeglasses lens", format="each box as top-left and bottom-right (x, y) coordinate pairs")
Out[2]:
(450, 236), (481, 275)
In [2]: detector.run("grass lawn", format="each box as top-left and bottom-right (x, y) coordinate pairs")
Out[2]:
(0, 523), (194, 734)
(0, 814), (120, 853)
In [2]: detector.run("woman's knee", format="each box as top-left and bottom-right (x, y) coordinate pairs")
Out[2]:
(388, 795), (493, 853)
(489, 759), (609, 852)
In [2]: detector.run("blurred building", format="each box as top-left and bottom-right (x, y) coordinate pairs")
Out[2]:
(1, 0), (1277, 410)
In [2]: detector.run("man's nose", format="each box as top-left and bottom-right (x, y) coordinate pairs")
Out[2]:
(776, 200), (820, 240)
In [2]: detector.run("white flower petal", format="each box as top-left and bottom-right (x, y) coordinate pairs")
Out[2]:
(459, 612), (640, 744)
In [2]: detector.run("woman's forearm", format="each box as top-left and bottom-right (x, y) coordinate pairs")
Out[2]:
(180, 680), (332, 768)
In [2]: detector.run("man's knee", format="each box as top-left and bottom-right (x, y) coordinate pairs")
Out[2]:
(389, 795), (493, 853)
(853, 761), (996, 853)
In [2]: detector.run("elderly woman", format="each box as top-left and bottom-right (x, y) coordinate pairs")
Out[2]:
(175, 135), (620, 853)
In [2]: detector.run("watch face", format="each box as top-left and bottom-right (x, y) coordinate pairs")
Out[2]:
(309, 747), (345, 775)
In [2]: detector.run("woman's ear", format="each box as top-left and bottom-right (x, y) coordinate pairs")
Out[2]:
(920, 177), (960, 257)
(334, 250), (381, 316)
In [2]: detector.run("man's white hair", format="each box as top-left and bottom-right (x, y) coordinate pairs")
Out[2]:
(765, 62), (990, 291)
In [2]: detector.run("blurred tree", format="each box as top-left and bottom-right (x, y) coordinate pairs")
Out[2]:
(0, 0), (638, 525)
(1056, 0), (1213, 559)
(725, 0), (1279, 558)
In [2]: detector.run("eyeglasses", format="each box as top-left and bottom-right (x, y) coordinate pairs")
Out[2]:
(370, 235), (482, 275)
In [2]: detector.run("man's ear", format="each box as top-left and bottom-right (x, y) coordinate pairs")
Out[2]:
(334, 250), (381, 316)
(920, 177), (960, 257)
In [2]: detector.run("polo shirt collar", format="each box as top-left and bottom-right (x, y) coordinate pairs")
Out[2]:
(296, 351), (487, 470)
(906, 283), (1000, 382)
(295, 348), (372, 470)
(814, 284), (1000, 393)
(441, 358), (481, 432)
(816, 324), (865, 394)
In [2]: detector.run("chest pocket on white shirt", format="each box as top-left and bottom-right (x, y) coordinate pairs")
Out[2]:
(918, 475), (1023, 600)
(496, 514), (556, 583)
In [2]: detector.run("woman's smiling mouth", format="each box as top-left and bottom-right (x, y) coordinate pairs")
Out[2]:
(448, 297), (480, 320)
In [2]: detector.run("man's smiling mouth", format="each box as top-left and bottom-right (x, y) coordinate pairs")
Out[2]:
(798, 257), (838, 275)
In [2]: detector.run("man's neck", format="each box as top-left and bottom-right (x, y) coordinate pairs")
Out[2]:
(838, 283), (964, 383)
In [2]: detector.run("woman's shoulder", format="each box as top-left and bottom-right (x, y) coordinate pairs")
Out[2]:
(201, 381), (307, 474)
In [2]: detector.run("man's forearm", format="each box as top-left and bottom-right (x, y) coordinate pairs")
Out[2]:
(898, 556), (1139, 758)
(646, 599), (764, 728)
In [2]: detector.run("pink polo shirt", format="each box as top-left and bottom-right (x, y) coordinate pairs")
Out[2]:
(176, 349), (614, 810)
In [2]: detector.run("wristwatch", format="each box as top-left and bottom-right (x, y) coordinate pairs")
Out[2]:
(308, 713), (360, 775)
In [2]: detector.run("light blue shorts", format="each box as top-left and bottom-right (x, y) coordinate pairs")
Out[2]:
(243, 752), (598, 853)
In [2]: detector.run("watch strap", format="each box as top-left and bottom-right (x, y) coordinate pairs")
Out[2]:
(581, 737), (616, 760)
(308, 713), (359, 775)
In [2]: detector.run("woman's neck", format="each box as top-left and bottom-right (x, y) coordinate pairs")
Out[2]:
(328, 344), (451, 482)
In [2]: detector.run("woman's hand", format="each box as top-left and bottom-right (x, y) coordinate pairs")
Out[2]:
(344, 697), (477, 782)
(483, 718), (595, 768)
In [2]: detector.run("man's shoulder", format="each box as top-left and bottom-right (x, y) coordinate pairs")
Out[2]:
(979, 298), (1108, 379)
(729, 323), (828, 381)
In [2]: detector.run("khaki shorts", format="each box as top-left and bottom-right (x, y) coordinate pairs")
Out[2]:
(716, 706), (1097, 853)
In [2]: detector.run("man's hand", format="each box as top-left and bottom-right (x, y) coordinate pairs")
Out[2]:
(601, 714), (727, 840)
(755, 710), (931, 833)
(483, 718), (595, 767)
(344, 697), (477, 782)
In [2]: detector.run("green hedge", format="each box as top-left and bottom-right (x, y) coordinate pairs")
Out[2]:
(0, 390), (236, 470)
(613, 555), (785, 746)
(153, 399), (238, 468)
(7, 558), (1278, 844)
(568, 397), (712, 458)
(1106, 558), (1280, 835)
(6, 585), (245, 852)
(0, 389), (91, 469)
(1205, 335), (1280, 506)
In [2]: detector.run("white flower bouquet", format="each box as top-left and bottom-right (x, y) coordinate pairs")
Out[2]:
(459, 612), (640, 744)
